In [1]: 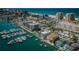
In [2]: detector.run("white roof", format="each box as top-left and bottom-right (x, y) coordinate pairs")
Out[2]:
(41, 30), (51, 34)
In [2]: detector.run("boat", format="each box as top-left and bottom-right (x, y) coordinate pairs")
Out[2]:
(0, 32), (3, 34)
(11, 33), (15, 37)
(19, 32), (23, 35)
(44, 44), (47, 47)
(10, 29), (16, 32)
(8, 40), (15, 45)
(1, 35), (7, 39)
(6, 34), (10, 38)
(15, 38), (23, 42)
(22, 31), (26, 34)
(35, 38), (38, 40)
(26, 34), (33, 38)
(14, 33), (17, 36)
(26, 34), (30, 37)
(16, 28), (21, 31)
(40, 44), (43, 46)
(21, 36), (26, 40)
(0, 30), (7, 34)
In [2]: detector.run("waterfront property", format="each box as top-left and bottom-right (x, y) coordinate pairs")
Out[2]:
(0, 8), (79, 51)
(0, 20), (57, 51)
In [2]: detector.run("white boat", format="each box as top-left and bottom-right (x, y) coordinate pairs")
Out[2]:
(21, 36), (26, 40)
(11, 33), (15, 37)
(35, 39), (38, 40)
(10, 29), (16, 32)
(0, 32), (3, 34)
(19, 32), (23, 35)
(16, 28), (21, 31)
(27, 34), (30, 37)
(1, 35), (7, 39)
(14, 33), (17, 36)
(6, 35), (10, 38)
(8, 40), (15, 44)
(44, 44), (47, 47)
(15, 38), (23, 42)
(40, 44), (43, 46)
(1, 30), (7, 34)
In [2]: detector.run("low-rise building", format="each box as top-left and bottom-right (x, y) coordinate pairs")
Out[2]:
(28, 23), (41, 31)
(46, 32), (58, 42)
(40, 30), (51, 39)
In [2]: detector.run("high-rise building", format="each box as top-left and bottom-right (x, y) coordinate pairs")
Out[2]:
(56, 12), (64, 20)
(65, 13), (75, 21)
(56, 21), (79, 33)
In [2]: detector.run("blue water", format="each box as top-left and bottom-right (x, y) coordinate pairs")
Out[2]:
(0, 21), (57, 51)
(2, 8), (79, 17)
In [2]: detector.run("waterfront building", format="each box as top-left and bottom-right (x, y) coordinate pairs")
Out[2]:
(28, 23), (41, 31)
(40, 30), (51, 39)
(46, 32), (58, 42)
(55, 40), (64, 47)
(56, 12), (64, 20)
(56, 13), (79, 33)
(65, 13), (75, 21)
(23, 21), (32, 26)
(23, 20), (41, 31)
(56, 20), (79, 33)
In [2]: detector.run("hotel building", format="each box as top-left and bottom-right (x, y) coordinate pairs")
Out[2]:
(56, 13), (79, 33)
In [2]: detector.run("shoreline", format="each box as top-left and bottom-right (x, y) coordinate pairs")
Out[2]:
(19, 25), (58, 50)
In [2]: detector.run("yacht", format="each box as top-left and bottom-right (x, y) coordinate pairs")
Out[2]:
(8, 40), (15, 45)
(6, 35), (10, 38)
(10, 29), (16, 32)
(1, 35), (7, 39)
(27, 34), (30, 37)
(44, 44), (47, 47)
(0, 30), (7, 34)
(40, 44), (43, 46)
(15, 38), (23, 42)
(0, 32), (3, 34)
(35, 38), (38, 40)
(21, 36), (26, 40)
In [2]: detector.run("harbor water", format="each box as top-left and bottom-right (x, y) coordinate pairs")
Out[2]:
(0, 20), (57, 51)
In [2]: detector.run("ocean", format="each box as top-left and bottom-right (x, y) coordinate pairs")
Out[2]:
(2, 8), (79, 17)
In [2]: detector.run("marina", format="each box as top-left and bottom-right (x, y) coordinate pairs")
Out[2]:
(0, 8), (79, 51)
(0, 20), (57, 51)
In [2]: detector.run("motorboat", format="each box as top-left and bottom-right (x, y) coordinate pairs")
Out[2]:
(40, 44), (43, 46)
(8, 40), (15, 45)
(35, 38), (38, 40)
(11, 33), (15, 37)
(14, 33), (17, 36)
(16, 28), (22, 31)
(18, 32), (23, 35)
(21, 36), (26, 40)
(10, 29), (16, 32)
(1, 30), (7, 34)
(44, 44), (47, 47)
(15, 38), (23, 42)
(21, 31), (26, 34)
(1, 35), (7, 39)
(26, 34), (30, 37)
(0, 32), (3, 34)
(6, 35), (10, 38)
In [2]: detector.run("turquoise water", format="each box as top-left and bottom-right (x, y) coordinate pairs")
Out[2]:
(3, 8), (79, 17)
(0, 21), (57, 51)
